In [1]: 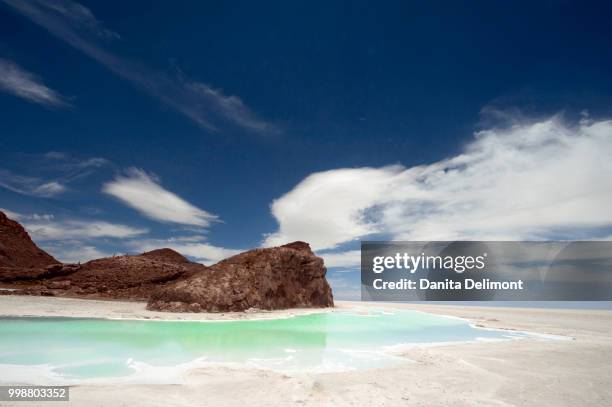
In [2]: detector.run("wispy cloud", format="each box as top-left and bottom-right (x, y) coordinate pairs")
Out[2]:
(0, 58), (70, 107)
(3, 208), (148, 263)
(103, 168), (218, 227)
(265, 115), (612, 250)
(2, 0), (277, 134)
(0, 152), (110, 197)
(0, 169), (67, 197)
(47, 244), (111, 264)
(38, 0), (120, 40)
(10, 206), (237, 264)
(181, 81), (276, 133)
(0, 207), (26, 220)
(25, 218), (147, 240)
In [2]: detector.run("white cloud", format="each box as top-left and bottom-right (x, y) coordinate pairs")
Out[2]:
(0, 169), (67, 197)
(0, 153), (110, 198)
(183, 82), (276, 133)
(37, 0), (120, 39)
(3, 208), (157, 264)
(129, 236), (241, 265)
(32, 181), (66, 196)
(0, 208), (23, 220)
(103, 168), (218, 227)
(0, 58), (70, 107)
(265, 166), (401, 250)
(25, 219), (147, 240)
(265, 116), (612, 250)
(319, 250), (361, 269)
(2, 0), (276, 134)
(2, 208), (148, 263)
(45, 244), (110, 263)
(0, 209), (54, 222)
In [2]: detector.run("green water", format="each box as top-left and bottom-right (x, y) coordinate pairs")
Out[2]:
(0, 309), (526, 383)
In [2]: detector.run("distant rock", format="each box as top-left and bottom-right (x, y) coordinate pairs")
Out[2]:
(140, 248), (191, 264)
(7, 252), (206, 300)
(147, 242), (334, 312)
(73, 251), (203, 297)
(0, 210), (59, 268)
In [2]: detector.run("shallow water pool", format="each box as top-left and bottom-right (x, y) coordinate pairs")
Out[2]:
(0, 309), (528, 383)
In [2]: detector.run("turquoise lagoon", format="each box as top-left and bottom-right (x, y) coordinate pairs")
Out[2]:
(0, 309), (528, 383)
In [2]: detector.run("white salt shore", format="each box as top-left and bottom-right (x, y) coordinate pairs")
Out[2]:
(0, 295), (327, 321)
(0, 296), (611, 406)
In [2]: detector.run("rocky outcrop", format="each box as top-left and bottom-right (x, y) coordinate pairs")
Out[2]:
(2, 250), (204, 300)
(140, 248), (191, 264)
(0, 263), (81, 282)
(0, 211), (59, 268)
(147, 242), (334, 312)
(0, 211), (334, 309)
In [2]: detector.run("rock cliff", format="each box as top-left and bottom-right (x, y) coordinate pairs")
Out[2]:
(0, 211), (59, 268)
(147, 242), (334, 312)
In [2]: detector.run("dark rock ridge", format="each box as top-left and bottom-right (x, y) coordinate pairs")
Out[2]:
(0, 211), (204, 299)
(1, 249), (204, 300)
(0, 211), (59, 268)
(0, 210), (334, 310)
(0, 263), (81, 282)
(147, 241), (334, 312)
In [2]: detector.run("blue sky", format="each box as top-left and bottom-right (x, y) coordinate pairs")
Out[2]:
(1, 1), (612, 299)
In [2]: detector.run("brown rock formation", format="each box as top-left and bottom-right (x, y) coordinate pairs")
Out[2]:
(140, 248), (191, 264)
(0, 263), (81, 282)
(0, 211), (334, 309)
(0, 211), (59, 268)
(2, 250), (205, 300)
(0, 211), (203, 298)
(147, 242), (334, 312)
